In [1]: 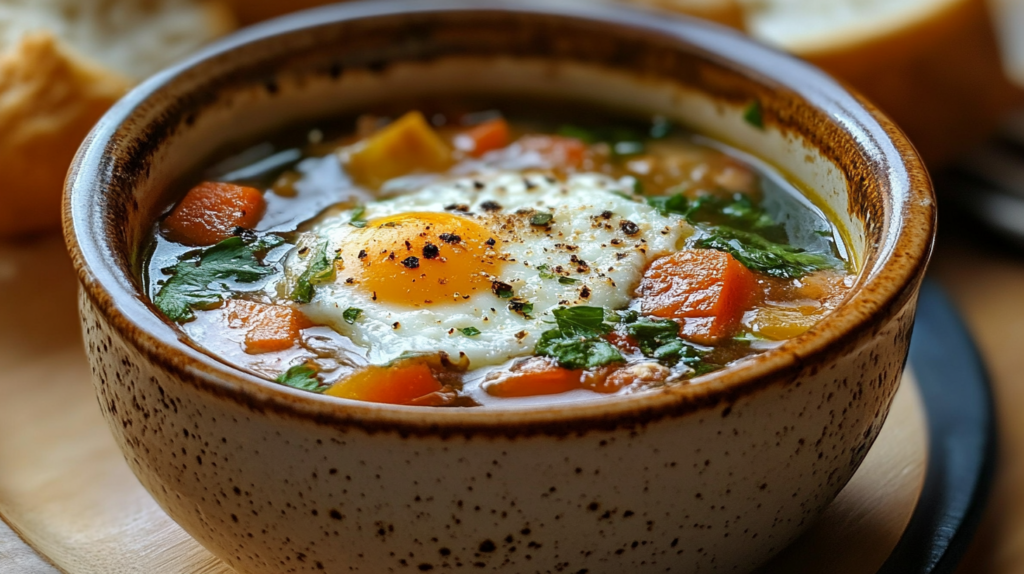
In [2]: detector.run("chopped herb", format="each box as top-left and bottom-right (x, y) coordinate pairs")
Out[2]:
(535, 307), (623, 369)
(508, 298), (534, 317)
(653, 192), (788, 240)
(537, 264), (556, 280)
(459, 326), (481, 337)
(153, 235), (278, 323)
(632, 178), (645, 196)
(290, 240), (335, 303)
(530, 212), (554, 226)
(558, 276), (579, 285)
(556, 124), (646, 153)
(491, 280), (514, 299)
(536, 332), (623, 370)
(535, 306), (623, 369)
(743, 100), (764, 129)
(551, 306), (610, 337)
(275, 363), (326, 393)
(646, 192), (690, 217)
(696, 225), (840, 279)
(342, 307), (362, 324)
(616, 315), (709, 369)
(348, 206), (368, 228)
(606, 309), (640, 324)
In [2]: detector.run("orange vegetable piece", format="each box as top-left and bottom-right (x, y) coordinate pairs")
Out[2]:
(226, 300), (311, 354)
(637, 249), (759, 344)
(326, 362), (443, 405)
(455, 118), (510, 157)
(162, 181), (266, 246)
(346, 111), (453, 188)
(517, 135), (587, 169)
(485, 359), (583, 398)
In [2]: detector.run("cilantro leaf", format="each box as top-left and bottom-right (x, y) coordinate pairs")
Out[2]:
(290, 241), (335, 303)
(696, 225), (840, 279)
(154, 236), (277, 323)
(275, 363), (325, 393)
(342, 307), (362, 324)
(459, 326), (481, 336)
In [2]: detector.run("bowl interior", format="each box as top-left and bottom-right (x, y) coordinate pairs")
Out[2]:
(65, 0), (933, 423)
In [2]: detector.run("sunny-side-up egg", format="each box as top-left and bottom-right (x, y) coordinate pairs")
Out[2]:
(282, 171), (693, 368)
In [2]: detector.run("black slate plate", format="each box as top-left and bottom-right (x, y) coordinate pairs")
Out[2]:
(876, 280), (997, 573)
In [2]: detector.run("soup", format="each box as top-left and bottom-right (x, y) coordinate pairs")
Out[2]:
(143, 104), (854, 407)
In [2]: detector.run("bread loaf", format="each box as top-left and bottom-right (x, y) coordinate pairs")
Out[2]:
(0, 0), (234, 238)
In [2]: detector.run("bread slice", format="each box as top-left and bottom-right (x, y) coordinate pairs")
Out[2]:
(0, 0), (235, 238)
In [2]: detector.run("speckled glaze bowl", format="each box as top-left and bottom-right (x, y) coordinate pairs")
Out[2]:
(63, 1), (935, 572)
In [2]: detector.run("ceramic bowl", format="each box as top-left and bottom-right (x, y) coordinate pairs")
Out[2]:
(63, 1), (935, 572)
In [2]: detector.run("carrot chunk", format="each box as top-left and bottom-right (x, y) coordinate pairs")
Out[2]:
(455, 118), (511, 157)
(637, 249), (759, 344)
(346, 111), (453, 188)
(326, 362), (443, 405)
(517, 135), (588, 169)
(162, 181), (266, 246)
(226, 300), (311, 354)
(485, 359), (583, 398)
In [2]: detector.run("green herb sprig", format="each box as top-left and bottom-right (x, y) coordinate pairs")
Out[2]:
(153, 235), (280, 323)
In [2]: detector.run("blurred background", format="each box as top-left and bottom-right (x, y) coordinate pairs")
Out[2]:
(1, 0), (1024, 572)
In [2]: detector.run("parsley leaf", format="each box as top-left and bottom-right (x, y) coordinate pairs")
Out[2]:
(342, 307), (362, 324)
(696, 225), (840, 279)
(552, 306), (610, 337)
(275, 363), (325, 393)
(535, 306), (623, 369)
(348, 206), (368, 228)
(558, 276), (579, 285)
(537, 264), (556, 280)
(459, 326), (481, 336)
(623, 317), (706, 368)
(290, 241), (335, 303)
(536, 333), (624, 370)
(743, 100), (764, 129)
(154, 236), (278, 323)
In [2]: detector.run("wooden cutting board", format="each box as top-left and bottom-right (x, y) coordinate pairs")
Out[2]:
(0, 235), (927, 574)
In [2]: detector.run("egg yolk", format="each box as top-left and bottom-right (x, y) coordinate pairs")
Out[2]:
(340, 212), (503, 306)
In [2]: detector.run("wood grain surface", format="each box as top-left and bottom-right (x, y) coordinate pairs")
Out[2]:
(0, 235), (927, 573)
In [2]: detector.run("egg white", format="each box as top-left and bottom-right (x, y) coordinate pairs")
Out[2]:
(287, 171), (692, 367)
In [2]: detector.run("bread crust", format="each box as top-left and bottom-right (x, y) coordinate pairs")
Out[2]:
(0, 32), (129, 238)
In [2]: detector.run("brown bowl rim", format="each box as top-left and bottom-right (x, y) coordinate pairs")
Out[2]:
(63, 0), (936, 437)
